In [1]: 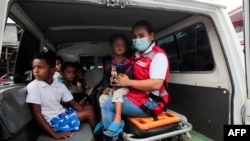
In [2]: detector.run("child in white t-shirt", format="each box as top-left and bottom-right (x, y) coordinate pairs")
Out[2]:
(26, 52), (96, 140)
(53, 56), (63, 82)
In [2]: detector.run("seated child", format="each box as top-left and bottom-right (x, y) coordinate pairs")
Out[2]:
(61, 61), (88, 104)
(53, 55), (64, 82)
(75, 62), (86, 93)
(94, 33), (133, 137)
(26, 52), (96, 140)
(101, 65), (129, 104)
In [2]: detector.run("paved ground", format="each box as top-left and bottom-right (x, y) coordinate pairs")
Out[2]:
(165, 130), (214, 141)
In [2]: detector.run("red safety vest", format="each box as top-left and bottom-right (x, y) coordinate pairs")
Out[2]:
(125, 45), (170, 116)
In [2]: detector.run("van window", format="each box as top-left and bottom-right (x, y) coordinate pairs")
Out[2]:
(157, 23), (214, 71)
(80, 56), (95, 70)
(97, 56), (104, 69)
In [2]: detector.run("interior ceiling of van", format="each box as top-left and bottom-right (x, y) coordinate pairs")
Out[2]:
(9, 1), (191, 48)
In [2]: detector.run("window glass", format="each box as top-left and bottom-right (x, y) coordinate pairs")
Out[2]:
(97, 56), (104, 69)
(80, 56), (95, 70)
(157, 35), (179, 70)
(157, 23), (214, 71)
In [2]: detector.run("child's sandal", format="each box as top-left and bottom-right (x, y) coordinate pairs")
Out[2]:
(104, 120), (125, 137)
(93, 122), (103, 135)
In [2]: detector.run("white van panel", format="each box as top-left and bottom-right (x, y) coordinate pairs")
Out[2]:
(156, 16), (232, 92)
(157, 14), (245, 124)
(0, 0), (9, 58)
(56, 42), (112, 62)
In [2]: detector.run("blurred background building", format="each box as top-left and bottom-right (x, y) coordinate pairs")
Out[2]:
(1, 19), (20, 76)
(229, 5), (244, 48)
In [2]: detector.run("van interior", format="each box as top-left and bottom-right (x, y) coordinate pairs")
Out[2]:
(0, 0), (234, 141)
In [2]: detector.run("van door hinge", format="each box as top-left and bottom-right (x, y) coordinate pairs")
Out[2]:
(102, 0), (131, 8)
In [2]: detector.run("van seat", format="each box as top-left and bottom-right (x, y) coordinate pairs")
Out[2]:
(0, 84), (95, 141)
(0, 84), (37, 140)
(37, 123), (95, 141)
(84, 69), (103, 88)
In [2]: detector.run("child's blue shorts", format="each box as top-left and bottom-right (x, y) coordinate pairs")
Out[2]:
(49, 107), (80, 132)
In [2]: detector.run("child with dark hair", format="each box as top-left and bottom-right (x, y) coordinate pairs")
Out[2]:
(61, 61), (88, 104)
(75, 61), (86, 93)
(53, 55), (64, 82)
(94, 33), (133, 138)
(26, 52), (96, 140)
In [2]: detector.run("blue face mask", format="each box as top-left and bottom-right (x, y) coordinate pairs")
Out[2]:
(132, 37), (149, 52)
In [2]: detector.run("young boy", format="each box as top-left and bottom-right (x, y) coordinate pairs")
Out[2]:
(94, 33), (133, 137)
(75, 61), (86, 93)
(61, 61), (87, 104)
(26, 52), (96, 140)
(53, 55), (64, 82)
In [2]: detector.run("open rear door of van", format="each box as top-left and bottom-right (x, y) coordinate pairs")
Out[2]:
(0, 0), (9, 58)
(243, 0), (250, 124)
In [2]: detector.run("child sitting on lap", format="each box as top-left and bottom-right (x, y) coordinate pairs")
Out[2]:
(94, 33), (133, 138)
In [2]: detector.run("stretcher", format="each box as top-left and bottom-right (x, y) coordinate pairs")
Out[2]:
(122, 110), (192, 141)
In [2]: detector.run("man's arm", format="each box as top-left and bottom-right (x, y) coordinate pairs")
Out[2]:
(31, 104), (72, 139)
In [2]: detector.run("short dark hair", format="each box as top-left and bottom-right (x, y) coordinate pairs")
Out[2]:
(109, 32), (129, 47)
(132, 20), (154, 34)
(55, 55), (64, 63)
(61, 62), (76, 72)
(33, 52), (56, 67)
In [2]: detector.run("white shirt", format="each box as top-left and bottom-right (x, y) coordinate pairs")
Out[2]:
(53, 71), (63, 82)
(26, 79), (73, 122)
(135, 43), (169, 95)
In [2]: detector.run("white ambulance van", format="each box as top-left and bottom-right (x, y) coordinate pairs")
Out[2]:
(0, 0), (249, 141)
